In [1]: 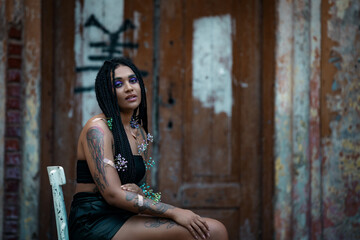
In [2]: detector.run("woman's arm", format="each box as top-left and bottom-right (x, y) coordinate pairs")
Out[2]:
(83, 123), (174, 217)
(83, 123), (209, 239)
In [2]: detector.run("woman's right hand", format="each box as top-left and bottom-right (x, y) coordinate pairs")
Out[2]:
(171, 208), (210, 239)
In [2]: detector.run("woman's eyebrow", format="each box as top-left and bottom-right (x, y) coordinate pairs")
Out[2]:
(113, 74), (136, 81)
(113, 77), (123, 81)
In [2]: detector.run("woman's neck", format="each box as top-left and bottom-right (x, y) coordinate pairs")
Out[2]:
(120, 111), (132, 129)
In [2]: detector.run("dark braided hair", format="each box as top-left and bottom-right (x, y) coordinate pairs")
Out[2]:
(95, 57), (148, 184)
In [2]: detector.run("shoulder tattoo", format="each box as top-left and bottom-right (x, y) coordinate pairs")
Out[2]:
(87, 126), (108, 192)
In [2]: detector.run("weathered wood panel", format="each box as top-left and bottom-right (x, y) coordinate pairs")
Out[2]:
(261, 0), (276, 238)
(39, 0), (78, 239)
(39, 0), (56, 239)
(157, 0), (185, 206)
(123, 0), (155, 186)
(233, 1), (262, 238)
(158, 0), (267, 239)
(20, 1), (42, 239)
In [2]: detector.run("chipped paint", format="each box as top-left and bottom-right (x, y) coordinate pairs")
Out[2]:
(19, 1), (41, 239)
(192, 14), (233, 116)
(74, 0), (124, 126)
(309, 0), (322, 237)
(275, 0), (360, 238)
(274, 0), (294, 238)
(322, 0), (360, 238)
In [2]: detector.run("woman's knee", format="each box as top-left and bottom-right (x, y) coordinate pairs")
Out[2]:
(205, 218), (228, 240)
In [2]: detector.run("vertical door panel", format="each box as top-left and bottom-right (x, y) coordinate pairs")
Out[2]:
(157, 1), (263, 239)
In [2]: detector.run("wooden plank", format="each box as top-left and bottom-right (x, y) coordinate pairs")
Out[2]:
(183, 0), (235, 183)
(52, 0), (78, 219)
(123, 0), (155, 186)
(180, 183), (240, 208)
(234, 0), (262, 238)
(157, 0), (185, 205)
(261, 0), (276, 238)
(39, 0), (56, 238)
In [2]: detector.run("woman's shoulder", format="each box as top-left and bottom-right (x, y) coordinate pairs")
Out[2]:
(82, 114), (111, 134)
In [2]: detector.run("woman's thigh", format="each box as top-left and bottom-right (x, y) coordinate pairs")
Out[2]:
(112, 215), (228, 240)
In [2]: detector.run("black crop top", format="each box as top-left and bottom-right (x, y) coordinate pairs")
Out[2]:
(77, 155), (146, 184)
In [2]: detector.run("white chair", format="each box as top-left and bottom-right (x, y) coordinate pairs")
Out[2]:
(47, 166), (69, 240)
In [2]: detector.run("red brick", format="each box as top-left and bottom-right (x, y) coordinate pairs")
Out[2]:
(4, 220), (18, 233)
(6, 84), (21, 97)
(5, 152), (21, 165)
(6, 98), (21, 109)
(7, 58), (21, 69)
(5, 180), (19, 193)
(7, 70), (21, 82)
(5, 139), (20, 152)
(6, 111), (21, 124)
(8, 26), (22, 40)
(5, 166), (21, 179)
(8, 43), (22, 56)
(4, 205), (19, 219)
(4, 193), (19, 203)
(6, 126), (22, 138)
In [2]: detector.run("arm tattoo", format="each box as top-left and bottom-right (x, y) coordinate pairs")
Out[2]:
(144, 218), (178, 229)
(87, 126), (108, 192)
(125, 191), (175, 215)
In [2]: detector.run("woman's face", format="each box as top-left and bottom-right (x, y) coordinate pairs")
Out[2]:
(113, 65), (142, 113)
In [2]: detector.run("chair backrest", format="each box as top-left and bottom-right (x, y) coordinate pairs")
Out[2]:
(47, 166), (69, 240)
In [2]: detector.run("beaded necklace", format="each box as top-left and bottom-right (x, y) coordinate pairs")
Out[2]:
(107, 117), (161, 203)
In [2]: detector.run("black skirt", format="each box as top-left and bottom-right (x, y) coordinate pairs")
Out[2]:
(68, 192), (136, 240)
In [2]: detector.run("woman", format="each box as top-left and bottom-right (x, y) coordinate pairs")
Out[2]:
(68, 57), (228, 240)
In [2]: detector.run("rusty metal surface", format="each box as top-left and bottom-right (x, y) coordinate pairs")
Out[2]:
(20, 0), (42, 238)
(275, 0), (360, 239)
(321, 0), (360, 239)
(274, 0), (294, 238)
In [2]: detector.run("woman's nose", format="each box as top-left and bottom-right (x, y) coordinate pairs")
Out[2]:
(124, 81), (133, 91)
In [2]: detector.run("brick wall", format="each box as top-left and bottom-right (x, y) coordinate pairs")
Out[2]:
(3, 25), (22, 240)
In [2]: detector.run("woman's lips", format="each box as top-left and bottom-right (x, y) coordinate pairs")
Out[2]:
(125, 95), (137, 102)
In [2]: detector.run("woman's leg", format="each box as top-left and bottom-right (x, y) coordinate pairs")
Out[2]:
(112, 215), (228, 240)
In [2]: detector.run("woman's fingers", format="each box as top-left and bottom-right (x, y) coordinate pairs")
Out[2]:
(198, 217), (210, 231)
(195, 219), (210, 238)
(187, 225), (200, 239)
(191, 222), (206, 239)
(120, 184), (136, 192)
(121, 184), (143, 195)
(191, 217), (211, 239)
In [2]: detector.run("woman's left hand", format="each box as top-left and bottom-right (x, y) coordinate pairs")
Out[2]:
(121, 183), (144, 196)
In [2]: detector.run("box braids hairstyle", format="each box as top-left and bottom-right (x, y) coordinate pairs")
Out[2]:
(95, 57), (148, 184)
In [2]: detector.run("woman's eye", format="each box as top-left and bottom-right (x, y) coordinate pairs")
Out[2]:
(114, 81), (123, 88)
(129, 77), (138, 84)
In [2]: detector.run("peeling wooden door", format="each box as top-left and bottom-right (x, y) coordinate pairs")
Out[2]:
(154, 1), (275, 239)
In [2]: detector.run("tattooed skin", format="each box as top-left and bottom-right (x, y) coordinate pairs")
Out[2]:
(87, 126), (108, 192)
(125, 191), (175, 215)
(144, 218), (178, 229)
